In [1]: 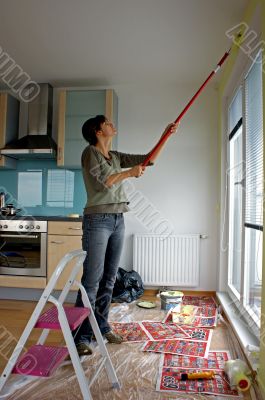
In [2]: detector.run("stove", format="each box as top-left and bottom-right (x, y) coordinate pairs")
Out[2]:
(0, 219), (47, 233)
(0, 219), (47, 277)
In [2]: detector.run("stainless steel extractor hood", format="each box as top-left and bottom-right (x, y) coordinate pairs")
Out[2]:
(0, 83), (57, 159)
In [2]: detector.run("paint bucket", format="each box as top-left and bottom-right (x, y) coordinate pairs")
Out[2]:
(160, 290), (184, 311)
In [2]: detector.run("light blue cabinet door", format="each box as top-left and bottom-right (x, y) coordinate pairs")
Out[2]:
(62, 90), (118, 169)
(64, 91), (106, 168)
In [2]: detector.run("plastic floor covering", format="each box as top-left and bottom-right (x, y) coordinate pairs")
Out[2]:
(2, 299), (253, 400)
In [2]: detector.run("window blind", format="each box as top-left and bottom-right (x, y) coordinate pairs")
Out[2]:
(47, 169), (75, 207)
(245, 52), (263, 229)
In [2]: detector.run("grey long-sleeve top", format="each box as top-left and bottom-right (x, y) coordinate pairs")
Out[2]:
(82, 145), (152, 214)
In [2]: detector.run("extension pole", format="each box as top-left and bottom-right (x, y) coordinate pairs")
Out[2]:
(142, 49), (231, 167)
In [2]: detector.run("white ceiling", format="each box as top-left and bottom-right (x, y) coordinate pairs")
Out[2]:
(0, 0), (249, 86)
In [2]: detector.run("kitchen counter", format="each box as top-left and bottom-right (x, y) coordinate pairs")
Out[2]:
(44, 215), (82, 222)
(0, 215), (82, 222)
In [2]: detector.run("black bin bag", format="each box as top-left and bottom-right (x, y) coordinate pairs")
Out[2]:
(112, 268), (144, 303)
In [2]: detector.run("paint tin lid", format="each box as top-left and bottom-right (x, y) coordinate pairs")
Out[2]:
(160, 290), (184, 299)
(137, 301), (157, 309)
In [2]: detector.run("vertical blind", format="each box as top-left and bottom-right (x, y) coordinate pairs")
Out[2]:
(245, 51), (263, 229)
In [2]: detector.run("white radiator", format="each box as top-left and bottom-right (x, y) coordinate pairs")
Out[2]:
(133, 234), (200, 287)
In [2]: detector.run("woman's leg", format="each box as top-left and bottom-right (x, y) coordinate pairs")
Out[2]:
(95, 214), (125, 334)
(74, 214), (111, 344)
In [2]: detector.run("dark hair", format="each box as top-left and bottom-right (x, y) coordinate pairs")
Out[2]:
(82, 115), (106, 145)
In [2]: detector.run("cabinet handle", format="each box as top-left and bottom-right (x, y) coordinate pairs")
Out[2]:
(68, 227), (81, 230)
(51, 240), (64, 244)
(58, 147), (62, 161)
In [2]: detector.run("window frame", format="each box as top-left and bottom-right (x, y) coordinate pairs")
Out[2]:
(225, 46), (263, 337)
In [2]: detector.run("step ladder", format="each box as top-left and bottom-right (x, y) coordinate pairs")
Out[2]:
(0, 249), (120, 399)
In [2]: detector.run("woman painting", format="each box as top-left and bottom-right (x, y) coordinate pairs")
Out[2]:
(74, 114), (178, 355)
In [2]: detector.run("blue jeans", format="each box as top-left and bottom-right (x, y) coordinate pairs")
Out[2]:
(74, 213), (125, 344)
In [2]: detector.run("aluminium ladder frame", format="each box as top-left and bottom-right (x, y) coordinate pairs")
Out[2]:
(0, 249), (120, 400)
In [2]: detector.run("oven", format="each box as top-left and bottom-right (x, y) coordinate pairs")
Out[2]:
(0, 220), (47, 277)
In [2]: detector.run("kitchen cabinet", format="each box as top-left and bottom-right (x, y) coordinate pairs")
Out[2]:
(0, 276), (46, 289)
(0, 92), (19, 169)
(47, 221), (83, 290)
(57, 89), (118, 168)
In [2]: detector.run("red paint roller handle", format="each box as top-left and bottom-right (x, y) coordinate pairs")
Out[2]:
(142, 49), (231, 167)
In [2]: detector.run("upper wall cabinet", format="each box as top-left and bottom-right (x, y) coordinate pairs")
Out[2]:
(0, 93), (19, 169)
(57, 89), (118, 169)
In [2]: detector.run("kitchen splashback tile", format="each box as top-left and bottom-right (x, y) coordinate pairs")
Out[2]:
(0, 160), (86, 216)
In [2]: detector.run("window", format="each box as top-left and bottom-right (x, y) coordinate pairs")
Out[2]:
(227, 51), (263, 329)
(228, 89), (243, 295)
(244, 52), (263, 321)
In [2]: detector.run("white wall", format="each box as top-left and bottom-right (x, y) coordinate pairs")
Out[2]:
(113, 82), (219, 290)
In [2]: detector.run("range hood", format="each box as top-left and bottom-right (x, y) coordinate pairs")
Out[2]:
(1, 83), (57, 159)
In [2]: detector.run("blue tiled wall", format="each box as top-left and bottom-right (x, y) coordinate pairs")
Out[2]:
(0, 160), (86, 216)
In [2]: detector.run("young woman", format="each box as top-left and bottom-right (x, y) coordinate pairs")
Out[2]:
(74, 115), (178, 355)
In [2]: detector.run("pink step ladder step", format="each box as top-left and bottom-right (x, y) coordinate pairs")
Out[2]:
(12, 345), (69, 377)
(35, 306), (90, 330)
